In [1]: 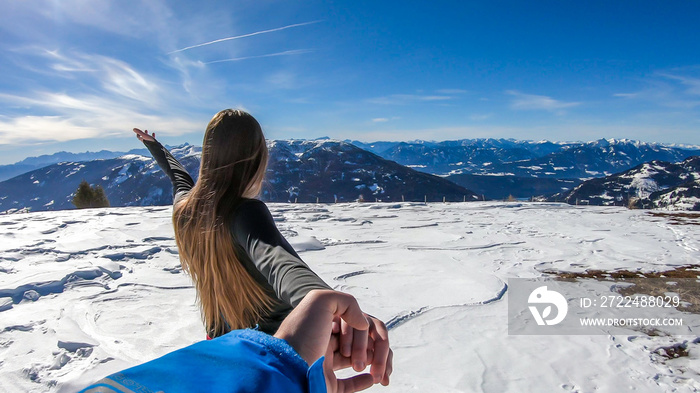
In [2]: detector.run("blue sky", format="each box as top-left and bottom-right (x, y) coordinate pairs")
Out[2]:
(1, 0), (700, 164)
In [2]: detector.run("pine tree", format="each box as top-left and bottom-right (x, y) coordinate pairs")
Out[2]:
(72, 180), (110, 209)
(93, 185), (110, 207)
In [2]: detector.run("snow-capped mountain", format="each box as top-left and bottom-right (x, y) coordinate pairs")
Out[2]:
(0, 140), (477, 213)
(652, 178), (700, 211)
(3, 138), (699, 210)
(0, 148), (151, 182)
(350, 138), (568, 176)
(351, 138), (700, 178)
(264, 139), (478, 203)
(549, 156), (700, 210)
(0, 145), (202, 213)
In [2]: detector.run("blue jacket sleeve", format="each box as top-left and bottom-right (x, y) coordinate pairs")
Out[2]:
(78, 329), (327, 393)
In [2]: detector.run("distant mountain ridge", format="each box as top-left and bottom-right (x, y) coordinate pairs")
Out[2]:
(2, 138), (700, 212)
(350, 138), (568, 175)
(0, 148), (151, 182)
(0, 140), (477, 213)
(350, 138), (700, 179)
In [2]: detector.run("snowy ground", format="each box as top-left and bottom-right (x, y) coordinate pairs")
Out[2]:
(0, 202), (699, 392)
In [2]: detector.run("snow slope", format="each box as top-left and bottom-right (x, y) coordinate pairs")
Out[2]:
(0, 203), (699, 392)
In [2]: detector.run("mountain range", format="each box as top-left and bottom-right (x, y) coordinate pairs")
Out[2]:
(350, 138), (700, 178)
(352, 138), (700, 199)
(1, 138), (699, 213)
(0, 148), (150, 182)
(0, 140), (477, 213)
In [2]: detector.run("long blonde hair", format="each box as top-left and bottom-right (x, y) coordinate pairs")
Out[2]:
(173, 109), (274, 337)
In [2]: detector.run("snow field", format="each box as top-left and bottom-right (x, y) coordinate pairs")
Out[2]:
(0, 202), (699, 392)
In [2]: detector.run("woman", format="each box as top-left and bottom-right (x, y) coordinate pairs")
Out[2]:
(133, 109), (391, 384)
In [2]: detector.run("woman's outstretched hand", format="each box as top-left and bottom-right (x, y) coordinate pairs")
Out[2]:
(132, 128), (156, 142)
(275, 290), (390, 393)
(336, 313), (392, 386)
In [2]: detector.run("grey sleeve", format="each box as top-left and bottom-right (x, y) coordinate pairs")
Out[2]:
(142, 139), (195, 200)
(232, 200), (332, 307)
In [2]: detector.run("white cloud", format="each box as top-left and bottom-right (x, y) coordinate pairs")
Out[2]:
(469, 113), (493, 121)
(367, 94), (454, 105)
(0, 115), (101, 143)
(436, 89), (468, 94)
(612, 70), (700, 109)
(371, 116), (400, 123)
(23, 49), (161, 105)
(658, 73), (700, 96)
(0, 49), (205, 145)
(265, 71), (300, 90)
(613, 93), (638, 98)
(507, 90), (580, 112)
(0, 0), (180, 53)
(0, 92), (202, 145)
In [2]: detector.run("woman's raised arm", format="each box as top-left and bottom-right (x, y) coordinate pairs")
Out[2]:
(132, 127), (195, 200)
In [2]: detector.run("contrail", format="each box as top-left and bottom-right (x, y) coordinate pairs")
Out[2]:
(168, 21), (321, 55)
(204, 49), (313, 64)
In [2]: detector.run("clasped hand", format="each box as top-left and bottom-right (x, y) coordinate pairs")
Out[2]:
(275, 290), (393, 393)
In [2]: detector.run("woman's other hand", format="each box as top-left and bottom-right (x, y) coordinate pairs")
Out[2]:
(133, 128), (156, 142)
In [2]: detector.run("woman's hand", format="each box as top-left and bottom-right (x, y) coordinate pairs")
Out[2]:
(336, 314), (392, 385)
(275, 290), (386, 393)
(132, 128), (156, 142)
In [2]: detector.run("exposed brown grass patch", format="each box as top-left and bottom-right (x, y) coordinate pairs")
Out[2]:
(654, 343), (690, 360)
(549, 265), (700, 280)
(648, 211), (700, 226)
(543, 265), (700, 314)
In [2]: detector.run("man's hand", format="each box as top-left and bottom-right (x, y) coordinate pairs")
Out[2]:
(336, 314), (392, 385)
(274, 290), (390, 393)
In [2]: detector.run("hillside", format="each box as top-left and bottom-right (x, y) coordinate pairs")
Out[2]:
(550, 156), (700, 210)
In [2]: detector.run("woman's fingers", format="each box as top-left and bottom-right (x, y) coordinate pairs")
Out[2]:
(133, 128), (143, 141)
(332, 333), (375, 371)
(132, 128), (155, 142)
